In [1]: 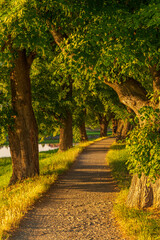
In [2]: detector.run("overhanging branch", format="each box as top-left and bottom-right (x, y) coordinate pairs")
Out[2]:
(104, 77), (150, 115)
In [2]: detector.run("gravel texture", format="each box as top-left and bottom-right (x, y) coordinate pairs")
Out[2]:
(9, 137), (126, 240)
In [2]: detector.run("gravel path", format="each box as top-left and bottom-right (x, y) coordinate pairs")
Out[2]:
(9, 138), (126, 240)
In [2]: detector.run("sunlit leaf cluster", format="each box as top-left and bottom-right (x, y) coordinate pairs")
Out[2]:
(126, 107), (160, 181)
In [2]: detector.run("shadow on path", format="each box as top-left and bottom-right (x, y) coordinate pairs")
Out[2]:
(9, 137), (126, 240)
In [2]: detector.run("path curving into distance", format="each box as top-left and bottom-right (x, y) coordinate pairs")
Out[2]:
(9, 138), (126, 240)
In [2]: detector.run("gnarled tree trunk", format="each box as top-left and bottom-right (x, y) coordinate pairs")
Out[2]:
(9, 50), (39, 185)
(126, 174), (160, 208)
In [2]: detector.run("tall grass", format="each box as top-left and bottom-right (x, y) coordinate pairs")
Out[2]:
(0, 157), (12, 189)
(106, 143), (160, 240)
(0, 140), (94, 240)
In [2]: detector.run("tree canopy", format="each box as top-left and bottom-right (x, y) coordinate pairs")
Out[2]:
(0, 0), (160, 207)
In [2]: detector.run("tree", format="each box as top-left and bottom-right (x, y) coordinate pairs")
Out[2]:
(65, 0), (160, 208)
(0, 0), (47, 183)
(0, 0), (74, 183)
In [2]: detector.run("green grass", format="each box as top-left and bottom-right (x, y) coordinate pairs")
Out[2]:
(0, 157), (12, 189)
(106, 143), (131, 189)
(0, 139), (102, 240)
(39, 139), (59, 144)
(106, 143), (160, 240)
(86, 130), (100, 135)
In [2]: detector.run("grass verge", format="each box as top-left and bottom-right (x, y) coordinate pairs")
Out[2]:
(0, 139), (97, 240)
(106, 142), (160, 240)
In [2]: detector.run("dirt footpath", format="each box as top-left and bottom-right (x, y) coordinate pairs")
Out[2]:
(9, 138), (126, 240)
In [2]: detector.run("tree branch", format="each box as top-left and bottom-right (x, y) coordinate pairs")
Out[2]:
(27, 52), (36, 67)
(104, 77), (150, 115)
(50, 27), (64, 47)
(47, 22), (74, 60)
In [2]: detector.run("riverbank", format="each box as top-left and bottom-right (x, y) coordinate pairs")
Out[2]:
(0, 144), (59, 158)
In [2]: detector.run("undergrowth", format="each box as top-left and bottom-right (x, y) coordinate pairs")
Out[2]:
(106, 142), (160, 240)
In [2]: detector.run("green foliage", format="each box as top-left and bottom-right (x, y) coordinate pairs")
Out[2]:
(73, 126), (81, 143)
(126, 107), (160, 181)
(0, 157), (12, 189)
(67, 1), (159, 96)
(0, 81), (12, 145)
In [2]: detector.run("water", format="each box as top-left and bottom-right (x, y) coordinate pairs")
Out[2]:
(0, 144), (59, 158)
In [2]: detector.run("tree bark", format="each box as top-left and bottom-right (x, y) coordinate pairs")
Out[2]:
(115, 118), (133, 141)
(59, 77), (73, 151)
(126, 174), (160, 209)
(105, 78), (150, 116)
(98, 115), (108, 137)
(59, 111), (73, 151)
(126, 174), (154, 208)
(79, 121), (88, 142)
(112, 118), (118, 135)
(8, 50), (39, 185)
(116, 120), (123, 139)
(121, 119), (133, 138)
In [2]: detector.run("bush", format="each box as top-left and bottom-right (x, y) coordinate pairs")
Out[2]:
(126, 107), (160, 182)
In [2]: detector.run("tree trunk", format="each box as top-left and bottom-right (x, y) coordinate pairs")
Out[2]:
(121, 119), (133, 138)
(98, 115), (108, 137)
(126, 174), (153, 208)
(112, 118), (118, 135)
(59, 111), (73, 151)
(8, 50), (39, 185)
(79, 121), (88, 142)
(126, 174), (160, 208)
(59, 76), (73, 151)
(115, 119), (133, 141)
